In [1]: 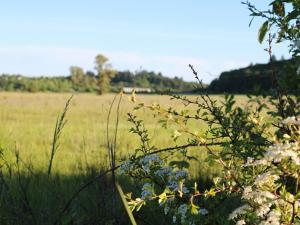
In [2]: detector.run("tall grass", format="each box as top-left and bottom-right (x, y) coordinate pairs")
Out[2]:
(48, 95), (73, 176)
(0, 92), (250, 224)
(0, 92), (234, 177)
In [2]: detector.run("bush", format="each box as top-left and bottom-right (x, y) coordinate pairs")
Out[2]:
(119, 1), (300, 224)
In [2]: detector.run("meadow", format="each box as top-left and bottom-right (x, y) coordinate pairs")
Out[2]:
(0, 92), (248, 225)
(0, 92), (175, 173)
(0, 92), (231, 176)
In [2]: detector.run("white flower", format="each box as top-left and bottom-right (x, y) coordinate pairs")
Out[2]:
(167, 181), (189, 194)
(119, 161), (133, 174)
(259, 210), (281, 225)
(253, 158), (269, 166)
(263, 143), (300, 165)
(282, 116), (300, 126)
(236, 220), (246, 225)
(174, 170), (188, 179)
(244, 157), (254, 166)
(255, 204), (270, 217)
(243, 186), (252, 197)
(199, 208), (208, 215)
(139, 154), (163, 165)
(154, 167), (172, 178)
(254, 172), (279, 187)
(228, 204), (251, 220)
(243, 190), (275, 204)
(260, 191), (276, 200)
(164, 206), (170, 215)
(139, 154), (163, 173)
(182, 186), (189, 194)
(177, 204), (188, 224)
(167, 181), (179, 191)
(172, 215), (176, 224)
(141, 183), (153, 200)
(285, 192), (295, 202)
(178, 204), (187, 214)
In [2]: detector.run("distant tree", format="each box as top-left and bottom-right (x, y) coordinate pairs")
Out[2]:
(70, 66), (85, 87)
(111, 71), (135, 88)
(99, 69), (116, 94)
(86, 70), (96, 77)
(94, 54), (116, 94)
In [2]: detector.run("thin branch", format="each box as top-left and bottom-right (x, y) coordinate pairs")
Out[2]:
(52, 141), (224, 225)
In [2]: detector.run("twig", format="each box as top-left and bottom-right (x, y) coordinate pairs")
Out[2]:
(52, 141), (223, 225)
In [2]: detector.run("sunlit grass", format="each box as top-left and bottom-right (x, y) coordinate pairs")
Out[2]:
(0, 92), (249, 177)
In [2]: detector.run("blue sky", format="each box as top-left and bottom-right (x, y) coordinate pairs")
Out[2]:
(0, 1), (290, 83)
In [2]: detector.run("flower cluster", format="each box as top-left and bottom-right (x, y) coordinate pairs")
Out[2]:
(229, 117), (300, 225)
(282, 116), (300, 126)
(119, 151), (211, 224)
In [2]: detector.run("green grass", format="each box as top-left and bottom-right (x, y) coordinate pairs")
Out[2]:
(0, 92), (224, 175)
(0, 92), (248, 224)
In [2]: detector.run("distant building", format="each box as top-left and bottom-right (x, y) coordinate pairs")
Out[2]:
(123, 87), (152, 94)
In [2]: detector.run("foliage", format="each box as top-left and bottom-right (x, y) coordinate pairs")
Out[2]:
(244, 0), (300, 56)
(70, 66), (85, 88)
(94, 54), (115, 94)
(228, 121), (300, 224)
(0, 75), (74, 92)
(111, 70), (197, 93)
(0, 1), (299, 224)
(0, 92), (216, 225)
(118, 1), (300, 225)
(0, 70), (196, 94)
(208, 58), (299, 94)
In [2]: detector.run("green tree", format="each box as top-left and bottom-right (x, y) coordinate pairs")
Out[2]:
(70, 66), (85, 89)
(95, 54), (109, 74)
(94, 54), (116, 94)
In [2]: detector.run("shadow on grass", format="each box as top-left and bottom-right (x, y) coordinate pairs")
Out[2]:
(0, 162), (174, 225)
(0, 164), (239, 225)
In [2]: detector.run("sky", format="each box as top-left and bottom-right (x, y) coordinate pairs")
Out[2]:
(0, 1), (291, 83)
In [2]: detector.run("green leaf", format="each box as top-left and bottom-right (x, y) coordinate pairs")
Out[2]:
(169, 160), (190, 169)
(286, 9), (299, 20)
(191, 203), (200, 215)
(158, 192), (167, 204)
(204, 188), (216, 197)
(272, 0), (285, 16)
(258, 21), (269, 44)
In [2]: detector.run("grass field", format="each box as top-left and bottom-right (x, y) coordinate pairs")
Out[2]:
(0, 92), (222, 176)
(0, 92), (248, 225)
(0, 93), (171, 171)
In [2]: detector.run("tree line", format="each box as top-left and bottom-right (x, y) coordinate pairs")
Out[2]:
(208, 58), (299, 94)
(0, 54), (196, 94)
(0, 54), (297, 95)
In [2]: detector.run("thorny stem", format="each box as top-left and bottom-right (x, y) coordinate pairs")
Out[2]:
(204, 143), (244, 190)
(266, 33), (287, 120)
(189, 64), (234, 142)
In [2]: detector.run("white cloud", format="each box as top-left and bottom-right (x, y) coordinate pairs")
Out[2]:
(0, 45), (249, 83)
